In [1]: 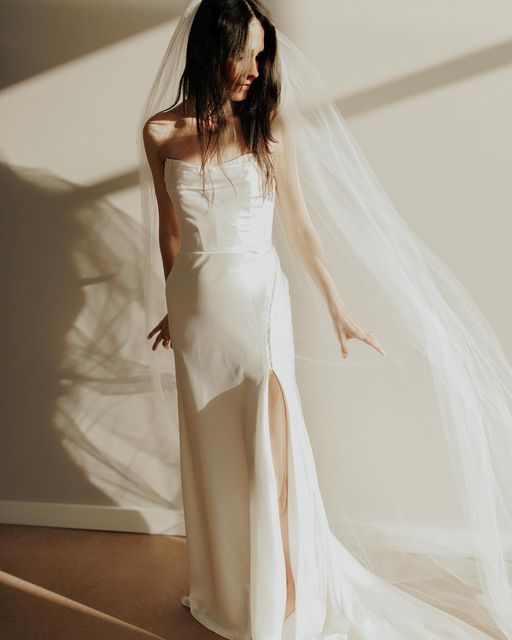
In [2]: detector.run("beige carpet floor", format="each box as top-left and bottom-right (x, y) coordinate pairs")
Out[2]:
(0, 523), (505, 640)
(0, 523), (218, 640)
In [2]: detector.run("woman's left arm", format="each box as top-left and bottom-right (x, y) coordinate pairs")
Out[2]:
(272, 115), (385, 359)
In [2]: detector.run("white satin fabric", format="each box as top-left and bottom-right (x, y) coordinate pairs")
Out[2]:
(163, 153), (496, 640)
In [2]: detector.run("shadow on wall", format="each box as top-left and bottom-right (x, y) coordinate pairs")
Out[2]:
(0, 161), (182, 530)
(0, 0), (190, 89)
(337, 38), (512, 117)
(72, 37), (512, 206)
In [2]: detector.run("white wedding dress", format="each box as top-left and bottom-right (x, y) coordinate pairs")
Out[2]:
(163, 152), (496, 640)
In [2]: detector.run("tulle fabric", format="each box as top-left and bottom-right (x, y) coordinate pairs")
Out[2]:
(137, 2), (512, 638)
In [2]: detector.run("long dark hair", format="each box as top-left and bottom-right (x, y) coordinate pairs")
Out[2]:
(168, 0), (281, 198)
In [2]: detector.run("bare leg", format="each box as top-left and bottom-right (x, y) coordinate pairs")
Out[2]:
(268, 369), (296, 620)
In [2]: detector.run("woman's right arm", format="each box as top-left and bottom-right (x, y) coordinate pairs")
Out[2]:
(142, 116), (181, 283)
(142, 115), (180, 351)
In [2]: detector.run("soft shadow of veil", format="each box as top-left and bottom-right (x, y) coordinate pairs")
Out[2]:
(1, 160), (182, 532)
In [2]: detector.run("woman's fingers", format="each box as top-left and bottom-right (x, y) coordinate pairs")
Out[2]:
(338, 320), (386, 359)
(357, 327), (385, 356)
(152, 330), (174, 351)
(152, 332), (164, 351)
(147, 324), (161, 339)
(340, 332), (349, 359)
(161, 318), (172, 349)
(162, 332), (172, 349)
(363, 333), (386, 356)
(147, 314), (173, 351)
(156, 334), (174, 352)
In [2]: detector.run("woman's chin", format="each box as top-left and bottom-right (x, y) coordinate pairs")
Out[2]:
(230, 88), (249, 102)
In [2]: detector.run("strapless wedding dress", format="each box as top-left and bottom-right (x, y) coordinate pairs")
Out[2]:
(164, 153), (495, 640)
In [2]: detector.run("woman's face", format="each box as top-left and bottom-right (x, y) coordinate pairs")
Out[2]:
(228, 18), (265, 102)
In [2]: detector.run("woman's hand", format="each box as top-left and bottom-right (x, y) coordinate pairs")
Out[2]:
(331, 308), (385, 359)
(147, 313), (172, 351)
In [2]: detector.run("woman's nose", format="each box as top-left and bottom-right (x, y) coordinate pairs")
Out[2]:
(248, 57), (259, 79)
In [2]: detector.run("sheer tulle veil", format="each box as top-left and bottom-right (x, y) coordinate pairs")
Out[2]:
(137, 1), (512, 637)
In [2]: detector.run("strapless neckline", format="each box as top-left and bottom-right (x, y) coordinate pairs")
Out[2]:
(165, 153), (255, 170)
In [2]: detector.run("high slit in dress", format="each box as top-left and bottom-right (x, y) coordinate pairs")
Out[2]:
(164, 153), (496, 640)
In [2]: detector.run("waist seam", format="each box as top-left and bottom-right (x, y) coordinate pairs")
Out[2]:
(179, 245), (274, 255)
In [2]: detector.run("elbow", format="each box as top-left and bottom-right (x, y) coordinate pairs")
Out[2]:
(291, 224), (325, 263)
(293, 223), (315, 250)
(159, 230), (181, 256)
(159, 223), (180, 239)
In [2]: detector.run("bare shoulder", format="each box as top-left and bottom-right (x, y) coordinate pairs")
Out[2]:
(269, 111), (284, 151)
(270, 111), (296, 160)
(270, 110), (298, 178)
(143, 101), (196, 161)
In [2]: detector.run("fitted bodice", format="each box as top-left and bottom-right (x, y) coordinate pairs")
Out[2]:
(164, 154), (275, 252)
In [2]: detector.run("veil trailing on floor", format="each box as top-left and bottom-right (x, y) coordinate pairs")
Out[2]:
(137, 1), (512, 637)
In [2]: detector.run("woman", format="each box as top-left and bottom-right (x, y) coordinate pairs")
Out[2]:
(139, 1), (512, 639)
(144, 0), (384, 634)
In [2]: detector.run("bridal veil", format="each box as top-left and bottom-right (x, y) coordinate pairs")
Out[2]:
(137, 1), (512, 637)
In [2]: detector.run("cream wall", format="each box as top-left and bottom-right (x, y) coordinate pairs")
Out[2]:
(1, 1), (511, 535)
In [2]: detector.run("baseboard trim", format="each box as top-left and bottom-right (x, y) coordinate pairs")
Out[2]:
(3, 502), (511, 558)
(0, 500), (185, 536)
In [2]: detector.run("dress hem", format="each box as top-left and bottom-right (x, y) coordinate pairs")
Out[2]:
(189, 604), (251, 640)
